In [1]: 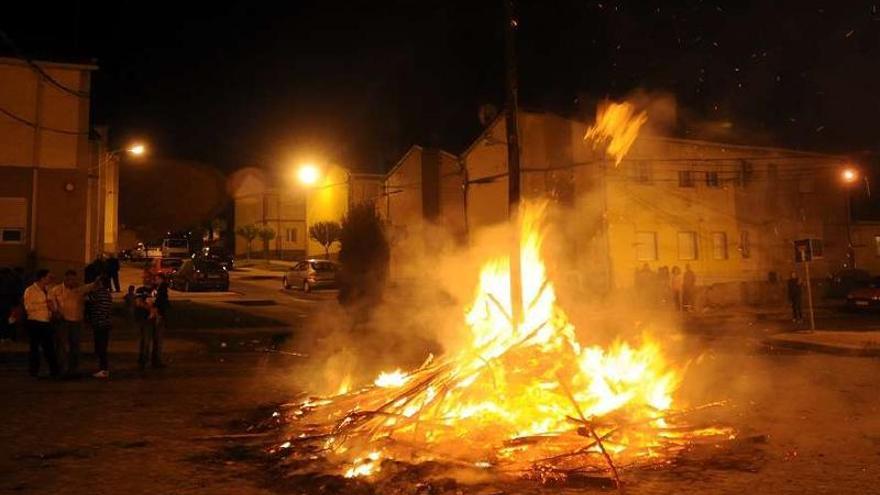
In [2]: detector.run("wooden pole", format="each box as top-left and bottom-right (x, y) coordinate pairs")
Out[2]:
(504, 0), (523, 329)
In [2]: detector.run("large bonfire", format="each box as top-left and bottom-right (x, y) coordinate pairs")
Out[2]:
(274, 205), (730, 485)
(271, 101), (731, 486)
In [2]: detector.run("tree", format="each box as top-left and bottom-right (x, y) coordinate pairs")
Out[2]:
(338, 203), (389, 313)
(210, 217), (228, 241)
(235, 224), (260, 260)
(309, 221), (343, 259)
(258, 226), (276, 262)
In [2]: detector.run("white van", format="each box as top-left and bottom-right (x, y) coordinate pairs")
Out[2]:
(162, 238), (190, 259)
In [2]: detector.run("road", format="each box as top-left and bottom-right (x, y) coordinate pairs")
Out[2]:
(1, 266), (879, 494)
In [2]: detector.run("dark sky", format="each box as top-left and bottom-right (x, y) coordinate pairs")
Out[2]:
(5, 1), (880, 174)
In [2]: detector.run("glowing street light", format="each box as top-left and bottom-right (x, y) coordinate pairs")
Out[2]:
(127, 143), (146, 156)
(297, 164), (321, 186)
(841, 167), (859, 184)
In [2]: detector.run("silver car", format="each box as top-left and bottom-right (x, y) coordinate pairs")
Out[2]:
(282, 259), (338, 292)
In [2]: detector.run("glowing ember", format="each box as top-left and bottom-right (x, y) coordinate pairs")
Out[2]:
(584, 100), (647, 165)
(282, 202), (730, 483)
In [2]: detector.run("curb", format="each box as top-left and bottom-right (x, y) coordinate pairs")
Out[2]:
(763, 337), (880, 357)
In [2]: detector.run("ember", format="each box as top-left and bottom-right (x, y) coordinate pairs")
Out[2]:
(276, 204), (732, 486)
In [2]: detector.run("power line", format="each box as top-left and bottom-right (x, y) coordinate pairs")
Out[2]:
(0, 106), (88, 135)
(0, 29), (90, 99)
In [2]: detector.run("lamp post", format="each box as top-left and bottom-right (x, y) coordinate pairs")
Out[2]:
(86, 142), (147, 261)
(841, 166), (858, 268)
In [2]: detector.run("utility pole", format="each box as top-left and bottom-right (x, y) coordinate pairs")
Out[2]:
(504, 0), (523, 329)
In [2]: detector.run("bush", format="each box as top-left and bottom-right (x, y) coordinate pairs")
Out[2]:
(337, 203), (389, 312)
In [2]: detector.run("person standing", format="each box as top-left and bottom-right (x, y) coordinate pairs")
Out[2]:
(23, 269), (60, 377)
(134, 287), (159, 370)
(86, 276), (114, 378)
(669, 266), (684, 311)
(787, 272), (803, 323)
(150, 275), (169, 368)
(683, 264), (696, 312)
(106, 254), (121, 293)
(50, 270), (95, 376)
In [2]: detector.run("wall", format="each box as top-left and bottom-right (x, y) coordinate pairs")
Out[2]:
(232, 170), (307, 259)
(461, 111), (848, 304)
(0, 58), (95, 273)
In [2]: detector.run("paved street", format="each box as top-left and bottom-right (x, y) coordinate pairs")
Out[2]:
(1, 267), (879, 494)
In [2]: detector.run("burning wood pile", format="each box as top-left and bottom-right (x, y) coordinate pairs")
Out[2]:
(269, 205), (733, 488)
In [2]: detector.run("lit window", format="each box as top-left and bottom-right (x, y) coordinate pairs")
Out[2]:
(636, 232), (658, 261)
(711, 232), (728, 259)
(678, 232), (698, 260)
(678, 170), (694, 188)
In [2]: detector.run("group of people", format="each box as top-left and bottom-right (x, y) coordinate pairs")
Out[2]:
(635, 263), (697, 311)
(1, 256), (169, 379)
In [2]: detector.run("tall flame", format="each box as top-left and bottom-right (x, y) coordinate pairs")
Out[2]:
(286, 203), (705, 480)
(584, 101), (647, 165)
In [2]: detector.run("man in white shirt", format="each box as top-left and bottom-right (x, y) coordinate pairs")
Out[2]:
(50, 270), (94, 375)
(23, 269), (59, 377)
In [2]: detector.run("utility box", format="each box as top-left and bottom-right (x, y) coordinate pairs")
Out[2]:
(794, 238), (824, 262)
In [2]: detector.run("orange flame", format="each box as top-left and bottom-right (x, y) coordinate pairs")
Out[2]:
(584, 101), (647, 165)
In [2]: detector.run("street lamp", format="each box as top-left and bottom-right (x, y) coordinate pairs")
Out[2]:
(127, 143), (146, 156)
(840, 165), (862, 268)
(297, 163), (320, 186)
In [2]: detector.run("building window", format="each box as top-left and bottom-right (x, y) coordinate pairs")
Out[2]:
(635, 232), (658, 261)
(740, 231), (751, 258)
(286, 228), (297, 243)
(0, 197), (26, 245)
(874, 236), (880, 257)
(0, 228), (24, 244)
(739, 161), (754, 187)
(678, 170), (694, 188)
(634, 162), (652, 184)
(677, 232), (698, 260)
(711, 232), (728, 259)
(705, 171), (720, 188)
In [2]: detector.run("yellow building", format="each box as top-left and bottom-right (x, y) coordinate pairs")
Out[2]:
(232, 168), (307, 260)
(386, 110), (851, 304)
(0, 57), (111, 273)
(232, 166), (383, 260)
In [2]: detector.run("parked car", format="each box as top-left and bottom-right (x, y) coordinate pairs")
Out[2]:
(200, 245), (235, 271)
(827, 268), (871, 299)
(171, 259), (230, 292)
(282, 260), (338, 292)
(845, 277), (880, 309)
(130, 243), (147, 261)
(142, 258), (184, 285)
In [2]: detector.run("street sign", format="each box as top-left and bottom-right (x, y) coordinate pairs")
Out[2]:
(794, 238), (823, 262)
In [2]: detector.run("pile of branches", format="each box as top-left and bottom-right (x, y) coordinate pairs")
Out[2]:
(267, 350), (731, 488)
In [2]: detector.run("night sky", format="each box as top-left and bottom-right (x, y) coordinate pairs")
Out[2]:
(4, 1), (880, 174)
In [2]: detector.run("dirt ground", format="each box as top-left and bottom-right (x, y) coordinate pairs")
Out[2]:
(2, 310), (880, 494)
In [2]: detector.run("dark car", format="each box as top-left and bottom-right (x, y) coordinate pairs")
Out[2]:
(827, 269), (871, 299)
(845, 277), (880, 309)
(283, 260), (338, 292)
(171, 259), (230, 292)
(200, 246), (235, 271)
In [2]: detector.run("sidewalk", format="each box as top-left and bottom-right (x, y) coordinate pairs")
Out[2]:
(765, 330), (880, 356)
